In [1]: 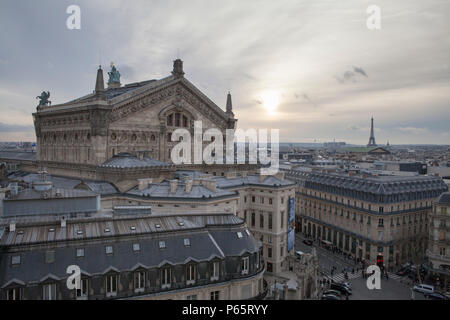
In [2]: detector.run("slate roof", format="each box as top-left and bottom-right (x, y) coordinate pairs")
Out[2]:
(0, 151), (37, 161)
(297, 171), (448, 195)
(7, 171), (82, 189)
(0, 214), (259, 287)
(127, 180), (236, 200)
(213, 175), (295, 189)
(100, 153), (169, 168)
(436, 192), (450, 205)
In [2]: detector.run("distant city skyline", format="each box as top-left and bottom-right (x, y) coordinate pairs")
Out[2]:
(1, 0), (449, 144)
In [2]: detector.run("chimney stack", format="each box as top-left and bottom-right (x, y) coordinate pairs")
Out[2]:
(169, 179), (178, 193)
(138, 178), (153, 191)
(185, 179), (193, 193)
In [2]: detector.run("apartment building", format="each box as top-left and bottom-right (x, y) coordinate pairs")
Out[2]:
(287, 170), (448, 268)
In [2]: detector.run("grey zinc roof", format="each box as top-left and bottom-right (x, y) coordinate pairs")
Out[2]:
(6, 187), (96, 201)
(0, 151), (37, 161)
(213, 175), (295, 189)
(436, 192), (450, 205)
(8, 171), (82, 189)
(0, 214), (258, 287)
(300, 171), (448, 195)
(76, 181), (118, 195)
(127, 180), (236, 199)
(100, 153), (169, 168)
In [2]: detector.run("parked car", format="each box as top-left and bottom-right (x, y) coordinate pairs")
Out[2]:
(413, 284), (434, 295)
(340, 282), (352, 289)
(323, 289), (342, 297)
(445, 292), (450, 299)
(303, 239), (313, 246)
(330, 283), (352, 295)
(425, 292), (446, 300)
(321, 294), (340, 300)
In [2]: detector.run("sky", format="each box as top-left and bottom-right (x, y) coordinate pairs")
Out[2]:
(0, 0), (449, 144)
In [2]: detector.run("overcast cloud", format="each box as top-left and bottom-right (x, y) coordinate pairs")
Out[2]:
(0, 0), (449, 144)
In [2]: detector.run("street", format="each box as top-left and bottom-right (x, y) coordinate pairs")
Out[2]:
(294, 233), (429, 300)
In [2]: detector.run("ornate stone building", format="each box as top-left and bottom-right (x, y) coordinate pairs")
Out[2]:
(33, 60), (237, 165)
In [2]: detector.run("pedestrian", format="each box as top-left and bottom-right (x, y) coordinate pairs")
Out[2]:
(386, 272), (389, 281)
(410, 288), (415, 300)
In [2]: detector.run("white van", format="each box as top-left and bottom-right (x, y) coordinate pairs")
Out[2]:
(295, 251), (305, 258)
(413, 284), (434, 295)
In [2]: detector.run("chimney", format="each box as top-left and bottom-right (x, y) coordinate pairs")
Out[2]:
(169, 179), (178, 193)
(225, 171), (237, 179)
(9, 222), (16, 232)
(185, 179), (193, 193)
(138, 178), (153, 191)
(201, 179), (216, 192)
(94, 66), (106, 100)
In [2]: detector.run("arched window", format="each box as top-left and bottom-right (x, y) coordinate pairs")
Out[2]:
(175, 113), (180, 127)
(167, 114), (173, 126)
(151, 134), (156, 142)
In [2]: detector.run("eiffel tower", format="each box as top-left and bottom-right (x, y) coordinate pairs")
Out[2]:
(367, 117), (377, 147)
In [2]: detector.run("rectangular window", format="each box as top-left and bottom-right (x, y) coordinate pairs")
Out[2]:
(7, 288), (21, 300)
(134, 271), (145, 291)
(268, 247), (272, 258)
(105, 246), (113, 255)
(251, 212), (255, 227)
(260, 214), (264, 228)
(76, 248), (84, 257)
(269, 198), (273, 205)
(211, 261), (220, 280)
(210, 291), (220, 300)
(186, 265), (196, 285)
(378, 219), (384, 227)
(187, 294), (197, 300)
(268, 214), (273, 230)
(161, 268), (171, 289)
(281, 211), (284, 228)
(241, 257), (249, 275)
(175, 113), (180, 127)
(11, 255), (21, 265)
(106, 275), (118, 296)
(45, 250), (55, 264)
(76, 278), (89, 299)
(43, 283), (56, 300)
(252, 196), (255, 203)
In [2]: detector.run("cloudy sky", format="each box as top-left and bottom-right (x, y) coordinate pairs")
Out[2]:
(1, 0), (449, 144)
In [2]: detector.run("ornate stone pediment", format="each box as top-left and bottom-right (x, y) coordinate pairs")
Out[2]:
(109, 79), (230, 130)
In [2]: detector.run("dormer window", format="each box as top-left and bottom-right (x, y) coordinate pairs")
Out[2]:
(159, 241), (166, 249)
(237, 232), (243, 239)
(105, 246), (113, 255)
(186, 264), (196, 285)
(104, 228), (110, 233)
(241, 256), (249, 275)
(11, 255), (21, 266)
(184, 238), (190, 247)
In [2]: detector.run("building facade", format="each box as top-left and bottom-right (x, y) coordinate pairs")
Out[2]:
(33, 60), (237, 166)
(427, 192), (450, 287)
(0, 212), (265, 300)
(287, 170), (448, 268)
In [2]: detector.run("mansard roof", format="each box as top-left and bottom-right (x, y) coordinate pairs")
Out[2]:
(303, 172), (448, 195)
(0, 214), (259, 287)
